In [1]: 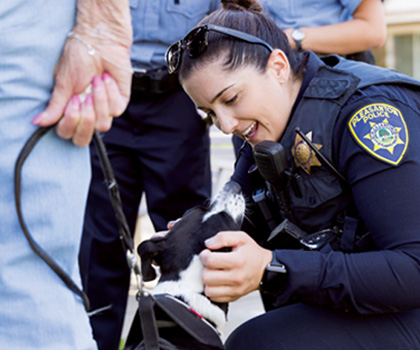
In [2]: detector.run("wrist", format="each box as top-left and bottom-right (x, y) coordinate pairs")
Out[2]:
(75, 0), (133, 49)
(292, 27), (305, 51)
(259, 251), (288, 296)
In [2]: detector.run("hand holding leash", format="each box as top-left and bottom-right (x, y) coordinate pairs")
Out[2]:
(32, 2), (133, 147)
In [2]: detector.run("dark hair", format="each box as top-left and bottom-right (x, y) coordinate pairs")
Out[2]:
(178, 0), (306, 81)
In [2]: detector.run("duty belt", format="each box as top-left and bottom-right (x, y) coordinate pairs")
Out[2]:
(132, 67), (181, 96)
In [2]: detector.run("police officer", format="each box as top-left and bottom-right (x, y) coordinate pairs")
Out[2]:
(165, 0), (420, 348)
(79, 1), (219, 349)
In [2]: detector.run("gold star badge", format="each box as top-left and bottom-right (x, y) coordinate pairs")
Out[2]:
(291, 131), (322, 174)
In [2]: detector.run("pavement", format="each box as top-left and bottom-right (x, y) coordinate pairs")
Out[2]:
(121, 126), (265, 343)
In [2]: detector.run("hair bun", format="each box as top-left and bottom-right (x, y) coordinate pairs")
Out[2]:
(221, 0), (263, 12)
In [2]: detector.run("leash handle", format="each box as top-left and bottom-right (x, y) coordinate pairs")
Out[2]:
(14, 127), (143, 312)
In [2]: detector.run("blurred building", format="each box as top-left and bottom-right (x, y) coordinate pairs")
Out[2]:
(374, 0), (420, 78)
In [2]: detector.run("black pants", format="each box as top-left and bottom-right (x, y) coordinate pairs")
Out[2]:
(79, 89), (211, 350)
(225, 303), (420, 350)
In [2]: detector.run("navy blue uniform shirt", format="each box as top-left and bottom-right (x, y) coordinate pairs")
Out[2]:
(232, 56), (420, 313)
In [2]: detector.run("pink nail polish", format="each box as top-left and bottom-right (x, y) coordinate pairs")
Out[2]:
(71, 95), (81, 106)
(93, 75), (103, 89)
(102, 72), (111, 83)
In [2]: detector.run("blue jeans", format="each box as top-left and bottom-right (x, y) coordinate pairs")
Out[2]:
(0, 1), (97, 349)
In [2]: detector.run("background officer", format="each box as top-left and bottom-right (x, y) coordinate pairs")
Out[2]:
(79, 1), (219, 349)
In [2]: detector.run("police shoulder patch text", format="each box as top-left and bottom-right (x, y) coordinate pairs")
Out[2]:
(348, 103), (408, 165)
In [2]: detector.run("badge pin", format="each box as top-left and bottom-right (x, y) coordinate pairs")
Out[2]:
(291, 131), (322, 174)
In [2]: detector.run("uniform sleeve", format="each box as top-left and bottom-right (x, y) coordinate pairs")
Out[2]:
(272, 88), (420, 314)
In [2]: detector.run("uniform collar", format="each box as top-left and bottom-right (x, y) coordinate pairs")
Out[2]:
(290, 51), (322, 117)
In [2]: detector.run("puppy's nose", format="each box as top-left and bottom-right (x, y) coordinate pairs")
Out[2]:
(223, 181), (242, 194)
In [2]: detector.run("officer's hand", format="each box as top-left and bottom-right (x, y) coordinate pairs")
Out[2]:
(149, 218), (181, 241)
(199, 231), (272, 303)
(167, 218), (181, 230)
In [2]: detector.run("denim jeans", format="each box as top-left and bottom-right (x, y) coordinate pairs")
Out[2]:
(0, 1), (97, 349)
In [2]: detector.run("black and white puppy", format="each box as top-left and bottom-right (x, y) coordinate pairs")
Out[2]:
(137, 181), (245, 333)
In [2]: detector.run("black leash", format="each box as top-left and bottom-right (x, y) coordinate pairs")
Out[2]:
(14, 126), (142, 312)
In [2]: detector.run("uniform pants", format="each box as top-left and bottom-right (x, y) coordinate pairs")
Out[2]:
(79, 88), (211, 350)
(225, 303), (420, 350)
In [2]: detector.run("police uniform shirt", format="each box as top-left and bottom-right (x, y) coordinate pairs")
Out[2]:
(232, 53), (420, 313)
(259, 0), (363, 30)
(129, 0), (220, 71)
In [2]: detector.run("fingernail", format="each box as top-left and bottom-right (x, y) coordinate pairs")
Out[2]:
(205, 238), (214, 246)
(71, 95), (81, 107)
(93, 75), (103, 90)
(102, 72), (111, 83)
(85, 94), (94, 105)
(32, 112), (46, 125)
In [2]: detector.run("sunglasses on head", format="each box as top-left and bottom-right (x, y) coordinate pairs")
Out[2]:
(165, 24), (274, 74)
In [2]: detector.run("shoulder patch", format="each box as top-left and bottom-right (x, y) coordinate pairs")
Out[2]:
(348, 103), (408, 165)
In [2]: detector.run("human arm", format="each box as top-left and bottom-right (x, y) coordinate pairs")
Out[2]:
(202, 133), (420, 311)
(284, 0), (386, 55)
(271, 166), (420, 314)
(201, 88), (420, 312)
(268, 89), (420, 313)
(33, 0), (133, 146)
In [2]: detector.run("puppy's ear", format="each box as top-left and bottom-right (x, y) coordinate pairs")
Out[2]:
(137, 237), (166, 281)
